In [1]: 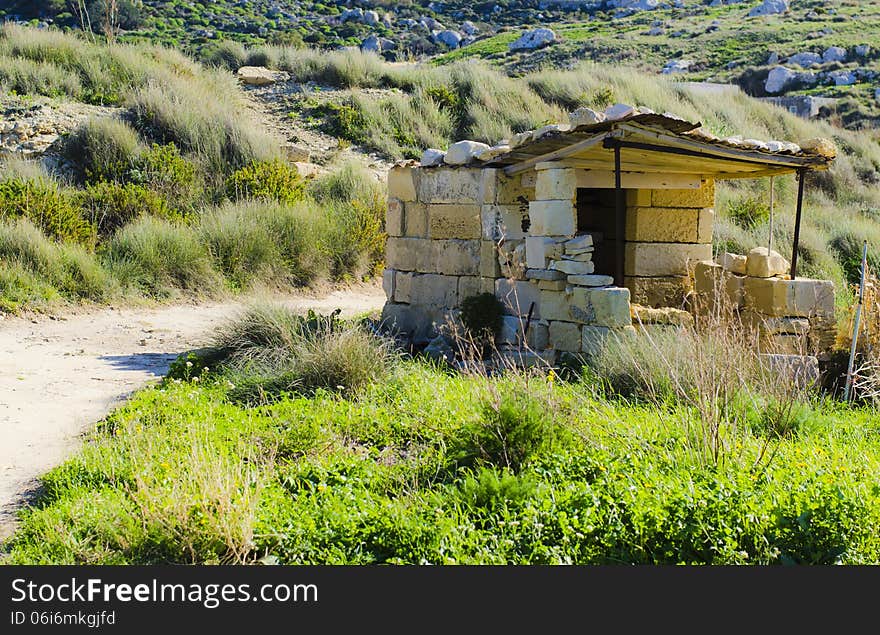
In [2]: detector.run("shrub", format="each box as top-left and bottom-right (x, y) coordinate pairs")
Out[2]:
(127, 144), (200, 212)
(324, 198), (385, 279)
(0, 177), (94, 245)
(77, 182), (174, 237)
(830, 232), (879, 286)
(204, 304), (396, 402)
(63, 117), (141, 184)
(450, 388), (552, 473)
(199, 200), (329, 287)
(307, 161), (382, 205)
(0, 260), (60, 312)
(200, 40), (247, 71)
(726, 196), (771, 229)
(226, 159), (305, 204)
(104, 216), (219, 297)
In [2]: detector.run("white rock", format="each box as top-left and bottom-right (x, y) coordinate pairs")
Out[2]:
(829, 70), (857, 86)
(508, 28), (556, 52)
(569, 107), (606, 127)
(787, 52), (821, 68)
(823, 46), (847, 63)
(435, 30), (463, 48)
(742, 138), (770, 151)
(535, 123), (570, 138)
(662, 59), (693, 74)
(746, 247), (790, 278)
(444, 140), (490, 165)
(765, 66), (796, 94)
(855, 44), (871, 58)
(550, 259), (595, 275)
(749, 0), (789, 17)
(567, 274), (614, 287)
(565, 234), (594, 251)
(461, 20), (479, 36)
(474, 144), (511, 161)
(236, 66), (278, 86)
(509, 131), (533, 148)
(604, 103), (636, 120)
(420, 148), (446, 166)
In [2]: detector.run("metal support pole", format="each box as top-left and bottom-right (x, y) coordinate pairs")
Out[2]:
(614, 144), (625, 287)
(844, 241), (869, 402)
(768, 176), (774, 253)
(790, 169), (806, 280)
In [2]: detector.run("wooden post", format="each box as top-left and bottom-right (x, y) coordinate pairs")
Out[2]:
(614, 144), (625, 287)
(790, 169), (806, 280)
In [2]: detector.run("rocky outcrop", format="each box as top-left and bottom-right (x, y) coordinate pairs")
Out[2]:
(434, 30), (463, 49)
(748, 0), (789, 17)
(237, 66), (283, 86)
(662, 59), (693, 74)
(508, 28), (556, 52)
(361, 35), (396, 52)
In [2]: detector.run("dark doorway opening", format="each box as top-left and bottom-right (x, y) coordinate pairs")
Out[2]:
(576, 188), (628, 279)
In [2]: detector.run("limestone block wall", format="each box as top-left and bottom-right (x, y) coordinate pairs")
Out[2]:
(382, 163), (635, 357)
(623, 181), (715, 308)
(694, 254), (837, 354)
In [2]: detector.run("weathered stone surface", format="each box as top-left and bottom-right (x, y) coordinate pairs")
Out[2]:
(626, 190), (652, 207)
(651, 181), (714, 208)
(567, 274), (614, 287)
(526, 268), (566, 281)
(386, 237), (430, 272)
(625, 206), (702, 243)
(525, 236), (564, 269)
(497, 348), (556, 369)
(428, 204), (481, 239)
(420, 148), (445, 167)
(632, 305), (694, 328)
(742, 311), (810, 335)
(625, 243), (712, 276)
(743, 277), (835, 317)
(538, 279), (567, 291)
(535, 168), (576, 201)
(236, 66), (280, 85)
(694, 261), (745, 310)
(718, 252), (747, 275)
(382, 302), (447, 339)
(480, 241), (501, 278)
(497, 240), (526, 279)
(480, 277), (495, 294)
(482, 204), (529, 240)
(565, 234), (594, 252)
(550, 259), (595, 275)
(482, 169), (534, 205)
(763, 333), (808, 356)
(528, 199), (576, 236)
(445, 140), (490, 165)
(388, 166), (417, 202)
(394, 271), (414, 303)
(698, 207), (715, 244)
(433, 240), (481, 276)
(799, 137), (836, 159)
(560, 251), (593, 262)
(496, 279), (541, 318)
(381, 302), (417, 335)
(498, 316), (549, 349)
(387, 198), (404, 236)
(569, 107), (606, 127)
(383, 269), (395, 300)
(570, 287), (632, 327)
(404, 202), (428, 237)
(539, 289), (572, 322)
(745, 247), (790, 278)
(409, 273), (459, 308)
(625, 275), (692, 308)
(549, 321), (581, 352)
(418, 168), (482, 203)
(458, 276), (482, 301)
(424, 335), (455, 363)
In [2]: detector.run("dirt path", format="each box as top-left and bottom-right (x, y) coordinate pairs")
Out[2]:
(0, 286), (386, 540)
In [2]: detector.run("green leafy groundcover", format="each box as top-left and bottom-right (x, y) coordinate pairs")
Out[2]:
(4, 363), (880, 565)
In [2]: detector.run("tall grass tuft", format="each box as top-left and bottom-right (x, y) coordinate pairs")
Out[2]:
(105, 216), (220, 298)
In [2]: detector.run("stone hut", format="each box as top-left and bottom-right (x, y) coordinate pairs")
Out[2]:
(381, 105), (837, 363)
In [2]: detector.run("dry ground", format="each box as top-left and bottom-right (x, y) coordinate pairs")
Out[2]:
(0, 285), (386, 540)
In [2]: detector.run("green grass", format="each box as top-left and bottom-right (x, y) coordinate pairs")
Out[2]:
(4, 350), (880, 565)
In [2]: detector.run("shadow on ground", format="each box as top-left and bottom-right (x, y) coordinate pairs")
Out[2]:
(99, 353), (181, 376)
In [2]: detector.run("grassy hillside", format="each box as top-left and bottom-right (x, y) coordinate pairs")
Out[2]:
(0, 25), (384, 312)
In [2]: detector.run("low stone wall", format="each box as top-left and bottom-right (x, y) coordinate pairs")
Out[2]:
(694, 248), (837, 354)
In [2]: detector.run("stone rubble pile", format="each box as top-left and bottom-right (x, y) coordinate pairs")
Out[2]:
(694, 247), (837, 354)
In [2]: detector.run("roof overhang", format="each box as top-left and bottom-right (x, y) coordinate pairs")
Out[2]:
(483, 115), (833, 179)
